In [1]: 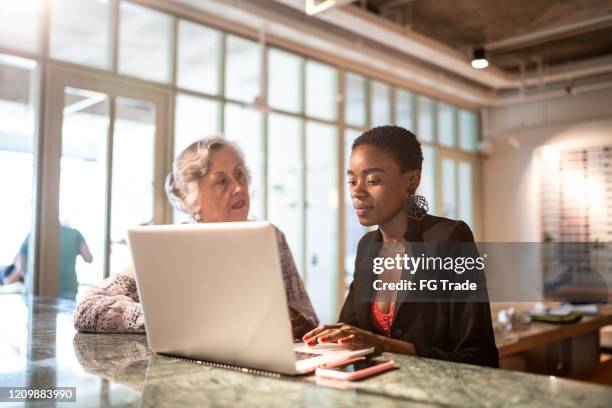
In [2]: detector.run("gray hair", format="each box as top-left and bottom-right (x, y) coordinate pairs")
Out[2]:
(165, 137), (250, 219)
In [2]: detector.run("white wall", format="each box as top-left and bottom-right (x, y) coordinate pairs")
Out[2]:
(481, 87), (612, 242)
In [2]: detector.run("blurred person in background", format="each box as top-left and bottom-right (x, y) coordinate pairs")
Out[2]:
(4, 224), (93, 300)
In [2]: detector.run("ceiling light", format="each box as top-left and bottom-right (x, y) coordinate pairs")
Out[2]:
(305, 0), (354, 16)
(471, 47), (489, 69)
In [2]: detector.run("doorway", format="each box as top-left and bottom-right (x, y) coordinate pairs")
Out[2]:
(36, 64), (170, 299)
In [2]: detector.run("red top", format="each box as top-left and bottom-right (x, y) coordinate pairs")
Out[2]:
(371, 301), (396, 337)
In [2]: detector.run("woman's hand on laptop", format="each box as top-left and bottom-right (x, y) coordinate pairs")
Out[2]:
(302, 323), (417, 355)
(289, 307), (316, 339)
(302, 323), (385, 352)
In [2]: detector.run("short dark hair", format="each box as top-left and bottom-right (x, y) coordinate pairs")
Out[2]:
(352, 126), (423, 172)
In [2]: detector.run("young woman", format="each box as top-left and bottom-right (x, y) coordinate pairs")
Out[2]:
(303, 126), (498, 368)
(73, 137), (318, 337)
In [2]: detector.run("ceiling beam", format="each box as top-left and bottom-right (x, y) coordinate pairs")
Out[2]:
(486, 13), (612, 53)
(379, 0), (417, 11)
(168, 0), (494, 105)
(277, 0), (517, 89)
(521, 54), (612, 87)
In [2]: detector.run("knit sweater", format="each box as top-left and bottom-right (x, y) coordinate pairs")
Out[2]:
(73, 227), (318, 333)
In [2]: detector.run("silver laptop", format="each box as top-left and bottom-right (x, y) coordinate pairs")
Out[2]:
(127, 221), (373, 375)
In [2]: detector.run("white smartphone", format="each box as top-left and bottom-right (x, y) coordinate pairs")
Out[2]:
(315, 358), (395, 381)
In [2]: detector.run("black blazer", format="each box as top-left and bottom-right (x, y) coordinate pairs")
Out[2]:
(339, 214), (499, 368)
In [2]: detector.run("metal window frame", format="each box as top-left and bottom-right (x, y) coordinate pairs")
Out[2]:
(300, 57), (307, 279)
(102, 96), (116, 279)
(336, 69), (346, 312)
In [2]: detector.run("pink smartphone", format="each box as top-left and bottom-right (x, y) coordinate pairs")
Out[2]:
(315, 359), (395, 381)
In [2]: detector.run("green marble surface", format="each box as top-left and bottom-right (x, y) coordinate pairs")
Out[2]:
(1, 294), (612, 407)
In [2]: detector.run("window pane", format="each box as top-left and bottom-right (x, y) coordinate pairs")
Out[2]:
(395, 89), (414, 132)
(305, 60), (337, 121)
(0, 2), (40, 53)
(50, 0), (110, 69)
(437, 102), (456, 147)
(268, 48), (302, 113)
(344, 129), (367, 289)
(268, 113), (303, 272)
(458, 161), (473, 228)
(224, 103), (264, 220)
(174, 94), (219, 223)
(419, 145), (436, 216)
(60, 87), (109, 298)
(459, 109), (479, 152)
(344, 72), (366, 128)
(371, 81), (391, 127)
(0, 56), (37, 288)
(225, 35), (260, 103)
(306, 121), (338, 324)
(174, 93), (219, 156)
(110, 98), (155, 276)
(442, 158), (457, 219)
(177, 20), (221, 95)
(119, 3), (172, 83)
(417, 95), (434, 143)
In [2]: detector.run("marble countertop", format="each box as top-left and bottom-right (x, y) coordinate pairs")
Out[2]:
(1, 295), (612, 407)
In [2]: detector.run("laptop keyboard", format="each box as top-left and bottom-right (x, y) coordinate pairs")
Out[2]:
(294, 351), (320, 361)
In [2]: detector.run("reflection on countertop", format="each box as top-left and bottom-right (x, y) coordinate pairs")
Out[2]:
(2, 294), (612, 407)
(73, 332), (149, 391)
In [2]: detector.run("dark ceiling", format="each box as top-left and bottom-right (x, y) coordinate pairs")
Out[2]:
(355, 0), (612, 74)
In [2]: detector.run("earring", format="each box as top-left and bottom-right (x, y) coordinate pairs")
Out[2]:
(405, 193), (429, 220)
(193, 212), (202, 223)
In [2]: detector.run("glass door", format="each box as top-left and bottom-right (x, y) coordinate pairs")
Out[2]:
(58, 86), (110, 296)
(37, 65), (169, 300)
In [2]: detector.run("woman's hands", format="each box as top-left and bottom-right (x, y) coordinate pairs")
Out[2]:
(289, 307), (316, 339)
(302, 323), (417, 355)
(302, 323), (387, 352)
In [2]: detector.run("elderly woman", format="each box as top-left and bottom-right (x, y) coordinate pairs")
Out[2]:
(73, 137), (318, 337)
